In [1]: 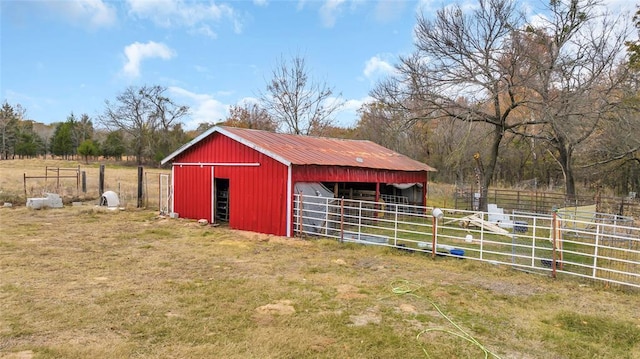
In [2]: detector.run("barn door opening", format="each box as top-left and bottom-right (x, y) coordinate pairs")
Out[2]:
(214, 178), (229, 222)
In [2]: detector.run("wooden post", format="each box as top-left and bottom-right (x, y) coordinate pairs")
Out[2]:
(99, 164), (105, 196)
(81, 171), (86, 193)
(144, 171), (149, 208)
(76, 165), (80, 196)
(23, 173), (27, 199)
(137, 166), (144, 208)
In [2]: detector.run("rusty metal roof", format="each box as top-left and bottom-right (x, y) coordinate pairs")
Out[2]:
(162, 126), (436, 172)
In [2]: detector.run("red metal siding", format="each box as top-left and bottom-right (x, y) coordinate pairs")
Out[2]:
(292, 165), (428, 184)
(171, 132), (431, 237)
(173, 165), (212, 222)
(172, 133), (289, 236)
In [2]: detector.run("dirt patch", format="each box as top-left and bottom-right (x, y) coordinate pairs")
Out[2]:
(335, 284), (367, 300)
(470, 277), (543, 297)
(255, 300), (296, 315)
(349, 306), (382, 326)
(309, 336), (337, 352)
(1, 351), (34, 359)
(399, 303), (418, 314)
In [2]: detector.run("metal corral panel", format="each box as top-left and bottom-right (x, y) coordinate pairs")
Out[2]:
(172, 133), (289, 236)
(292, 165), (428, 184)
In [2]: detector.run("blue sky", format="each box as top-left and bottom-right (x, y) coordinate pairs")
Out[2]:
(1, 0), (633, 130)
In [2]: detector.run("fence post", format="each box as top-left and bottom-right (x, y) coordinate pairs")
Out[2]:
(552, 211), (557, 279)
(480, 212), (485, 260)
(358, 200), (362, 241)
(394, 204), (398, 246)
(297, 194), (303, 237)
(531, 216), (536, 267)
(137, 166), (143, 208)
(431, 215), (437, 259)
(99, 164), (105, 196)
(593, 223), (601, 279)
(325, 197), (329, 236)
(76, 165), (80, 196)
(340, 197), (344, 243)
(56, 167), (60, 192)
(81, 171), (86, 193)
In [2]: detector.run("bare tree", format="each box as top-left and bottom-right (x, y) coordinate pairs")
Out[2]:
(260, 55), (344, 136)
(100, 85), (189, 165)
(355, 102), (412, 154)
(514, 0), (630, 199)
(220, 103), (277, 131)
(371, 0), (530, 210)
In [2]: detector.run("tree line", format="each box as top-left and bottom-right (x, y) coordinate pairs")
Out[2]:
(1, 0), (639, 202)
(0, 85), (190, 165)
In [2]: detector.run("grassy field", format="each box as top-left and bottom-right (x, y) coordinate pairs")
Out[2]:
(1, 160), (640, 358)
(0, 158), (169, 209)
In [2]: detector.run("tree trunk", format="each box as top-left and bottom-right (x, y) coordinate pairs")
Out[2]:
(558, 145), (576, 202)
(479, 128), (503, 212)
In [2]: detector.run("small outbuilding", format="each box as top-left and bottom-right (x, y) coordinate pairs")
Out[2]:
(161, 126), (436, 236)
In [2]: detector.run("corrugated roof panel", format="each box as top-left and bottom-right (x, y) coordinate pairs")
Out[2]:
(220, 126), (436, 172)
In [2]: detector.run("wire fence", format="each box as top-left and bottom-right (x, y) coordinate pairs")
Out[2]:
(293, 194), (640, 289)
(21, 165), (169, 210)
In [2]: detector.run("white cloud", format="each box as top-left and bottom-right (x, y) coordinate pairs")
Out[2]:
(191, 25), (218, 39)
(253, 0), (268, 7)
(319, 0), (346, 28)
(373, 0), (406, 23)
(126, 0), (243, 35)
(363, 55), (396, 79)
(332, 96), (374, 127)
(168, 87), (230, 130)
(122, 41), (175, 78)
(50, 0), (117, 28)
(238, 97), (260, 106)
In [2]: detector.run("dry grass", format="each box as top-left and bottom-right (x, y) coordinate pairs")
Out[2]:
(1, 160), (640, 358)
(0, 158), (169, 209)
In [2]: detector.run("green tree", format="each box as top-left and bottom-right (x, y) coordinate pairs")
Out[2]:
(14, 120), (41, 158)
(101, 130), (126, 161)
(76, 113), (94, 143)
(0, 101), (23, 160)
(77, 139), (99, 164)
(51, 121), (75, 159)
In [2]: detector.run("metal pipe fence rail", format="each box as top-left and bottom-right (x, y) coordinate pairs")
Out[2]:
(453, 187), (640, 218)
(293, 194), (640, 289)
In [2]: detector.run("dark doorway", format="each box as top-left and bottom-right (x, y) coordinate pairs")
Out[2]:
(215, 178), (229, 222)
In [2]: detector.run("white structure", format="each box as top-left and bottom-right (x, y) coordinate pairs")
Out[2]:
(99, 191), (120, 208)
(26, 193), (63, 209)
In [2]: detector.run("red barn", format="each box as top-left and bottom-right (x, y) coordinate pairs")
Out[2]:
(161, 126), (436, 237)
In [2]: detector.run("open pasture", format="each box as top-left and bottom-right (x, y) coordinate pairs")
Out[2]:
(1, 160), (639, 358)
